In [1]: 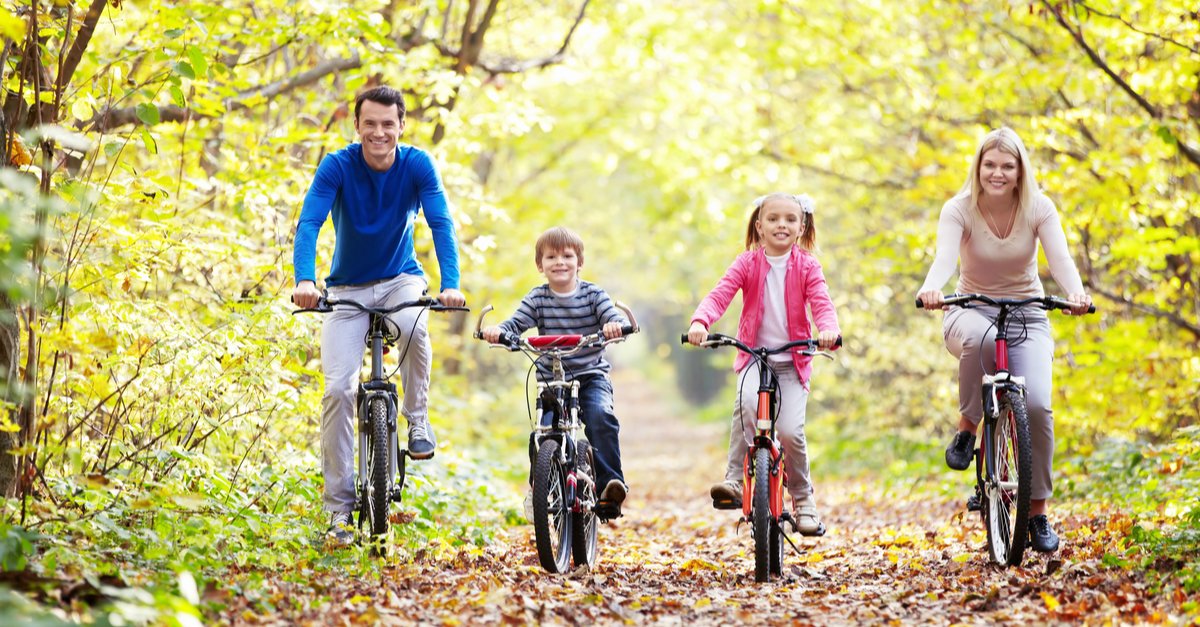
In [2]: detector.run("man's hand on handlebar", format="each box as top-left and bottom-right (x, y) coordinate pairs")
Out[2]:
(438, 288), (466, 308)
(603, 321), (625, 340)
(293, 280), (322, 310)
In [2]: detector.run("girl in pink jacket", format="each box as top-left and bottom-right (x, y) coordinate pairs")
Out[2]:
(686, 193), (841, 535)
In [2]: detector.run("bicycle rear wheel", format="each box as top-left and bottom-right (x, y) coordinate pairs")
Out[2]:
(366, 396), (392, 539)
(533, 439), (572, 573)
(983, 389), (1032, 566)
(752, 448), (772, 582)
(571, 440), (598, 568)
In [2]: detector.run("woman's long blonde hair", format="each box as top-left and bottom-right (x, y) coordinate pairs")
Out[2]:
(958, 127), (1041, 217)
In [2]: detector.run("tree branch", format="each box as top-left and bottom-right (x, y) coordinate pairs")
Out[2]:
(1075, 1), (1200, 55)
(477, 0), (591, 75)
(1043, 0), (1200, 170)
(1087, 284), (1200, 340)
(87, 53), (362, 131)
(763, 148), (908, 190)
(56, 0), (107, 95)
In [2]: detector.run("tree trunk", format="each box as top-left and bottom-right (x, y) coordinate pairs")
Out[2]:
(0, 291), (20, 497)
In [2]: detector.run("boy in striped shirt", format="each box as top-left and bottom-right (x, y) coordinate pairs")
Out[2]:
(480, 227), (631, 515)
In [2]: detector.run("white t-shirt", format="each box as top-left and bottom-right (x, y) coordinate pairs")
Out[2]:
(760, 252), (791, 362)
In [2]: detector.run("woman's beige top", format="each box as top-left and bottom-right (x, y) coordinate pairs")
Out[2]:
(919, 193), (1085, 298)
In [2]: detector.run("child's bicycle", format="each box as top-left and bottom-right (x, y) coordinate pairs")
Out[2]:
(294, 294), (468, 549)
(680, 332), (840, 583)
(916, 293), (1094, 566)
(474, 303), (638, 573)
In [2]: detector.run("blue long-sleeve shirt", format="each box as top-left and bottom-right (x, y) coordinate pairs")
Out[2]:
(293, 143), (460, 289)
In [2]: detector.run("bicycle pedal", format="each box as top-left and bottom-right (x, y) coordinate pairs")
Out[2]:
(966, 494), (982, 512)
(799, 522), (827, 537)
(594, 502), (622, 521)
(712, 498), (741, 511)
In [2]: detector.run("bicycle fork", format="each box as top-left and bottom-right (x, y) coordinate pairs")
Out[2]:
(357, 382), (401, 504)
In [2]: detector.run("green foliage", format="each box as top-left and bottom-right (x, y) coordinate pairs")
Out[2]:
(1, 0), (1199, 617)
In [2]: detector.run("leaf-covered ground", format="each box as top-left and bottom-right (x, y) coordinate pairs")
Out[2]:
(212, 376), (1198, 625)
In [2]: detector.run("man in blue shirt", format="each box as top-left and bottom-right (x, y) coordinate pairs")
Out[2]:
(292, 86), (465, 545)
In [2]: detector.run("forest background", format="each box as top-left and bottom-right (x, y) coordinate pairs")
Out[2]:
(0, 0), (1197, 623)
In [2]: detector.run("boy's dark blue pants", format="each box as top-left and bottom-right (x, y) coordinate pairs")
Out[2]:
(527, 373), (624, 490)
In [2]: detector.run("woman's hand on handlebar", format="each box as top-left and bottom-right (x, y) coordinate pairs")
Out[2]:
(1065, 292), (1093, 316)
(292, 280), (322, 310)
(916, 289), (944, 310)
(817, 330), (840, 351)
(438, 288), (466, 308)
(686, 321), (709, 346)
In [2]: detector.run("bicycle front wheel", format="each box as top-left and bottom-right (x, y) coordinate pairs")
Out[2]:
(752, 448), (772, 583)
(533, 439), (572, 573)
(571, 440), (598, 568)
(983, 389), (1032, 566)
(366, 396), (392, 539)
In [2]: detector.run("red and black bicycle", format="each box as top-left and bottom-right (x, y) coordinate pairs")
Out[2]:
(681, 333), (839, 582)
(917, 293), (1094, 566)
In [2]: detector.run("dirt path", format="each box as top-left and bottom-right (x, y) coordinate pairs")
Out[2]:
(230, 371), (1188, 625)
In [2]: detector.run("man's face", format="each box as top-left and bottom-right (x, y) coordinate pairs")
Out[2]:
(355, 100), (403, 165)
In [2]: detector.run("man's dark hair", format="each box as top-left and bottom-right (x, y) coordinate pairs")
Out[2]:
(354, 86), (406, 123)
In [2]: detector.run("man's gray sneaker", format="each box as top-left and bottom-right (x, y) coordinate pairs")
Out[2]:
(327, 511), (354, 547)
(407, 417), (437, 460)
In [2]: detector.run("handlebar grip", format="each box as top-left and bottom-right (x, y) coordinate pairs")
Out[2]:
(621, 325), (635, 336)
(914, 298), (923, 309)
(1087, 304), (1096, 314)
(834, 335), (843, 348)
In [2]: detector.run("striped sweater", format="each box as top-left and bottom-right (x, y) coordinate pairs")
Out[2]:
(497, 281), (629, 380)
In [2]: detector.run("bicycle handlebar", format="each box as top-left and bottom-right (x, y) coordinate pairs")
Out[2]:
(292, 296), (470, 316)
(914, 293), (1095, 315)
(679, 332), (842, 357)
(472, 302), (639, 353)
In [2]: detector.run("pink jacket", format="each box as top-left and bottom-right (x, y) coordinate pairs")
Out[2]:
(690, 245), (841, 386)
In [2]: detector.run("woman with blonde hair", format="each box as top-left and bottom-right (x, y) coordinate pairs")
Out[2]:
(916, 127), (1092, 553)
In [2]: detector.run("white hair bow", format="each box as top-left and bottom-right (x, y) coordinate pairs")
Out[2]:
(752, 193), (815, 214)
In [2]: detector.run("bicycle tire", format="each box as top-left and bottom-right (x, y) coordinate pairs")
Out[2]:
(571, 440), (598, 568)
(367, 396), (391, 538)
(533, 439), (572, 573)
(983, 389), (1032, 566)
(752, 448), (772, 582)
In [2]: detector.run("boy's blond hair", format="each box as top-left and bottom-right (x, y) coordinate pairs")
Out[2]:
(535, 226), (585, 268)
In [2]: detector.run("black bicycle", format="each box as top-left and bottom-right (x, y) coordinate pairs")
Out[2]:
(474, 303), (638, 573)
(295, 294), (468, 548)
(916, 293), (1093, 566)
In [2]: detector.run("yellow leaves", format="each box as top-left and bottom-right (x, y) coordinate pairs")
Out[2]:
(679, 557), (719, 572)
(0, 6), (25, 41)
(1040, 591), (1060, 611)
(8, 133), (31, 167)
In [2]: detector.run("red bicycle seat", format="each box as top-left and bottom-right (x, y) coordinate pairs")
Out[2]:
(528, 335), (583, 348)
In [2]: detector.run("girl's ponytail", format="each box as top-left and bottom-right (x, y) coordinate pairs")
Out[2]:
(744, 205), (762, 251)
